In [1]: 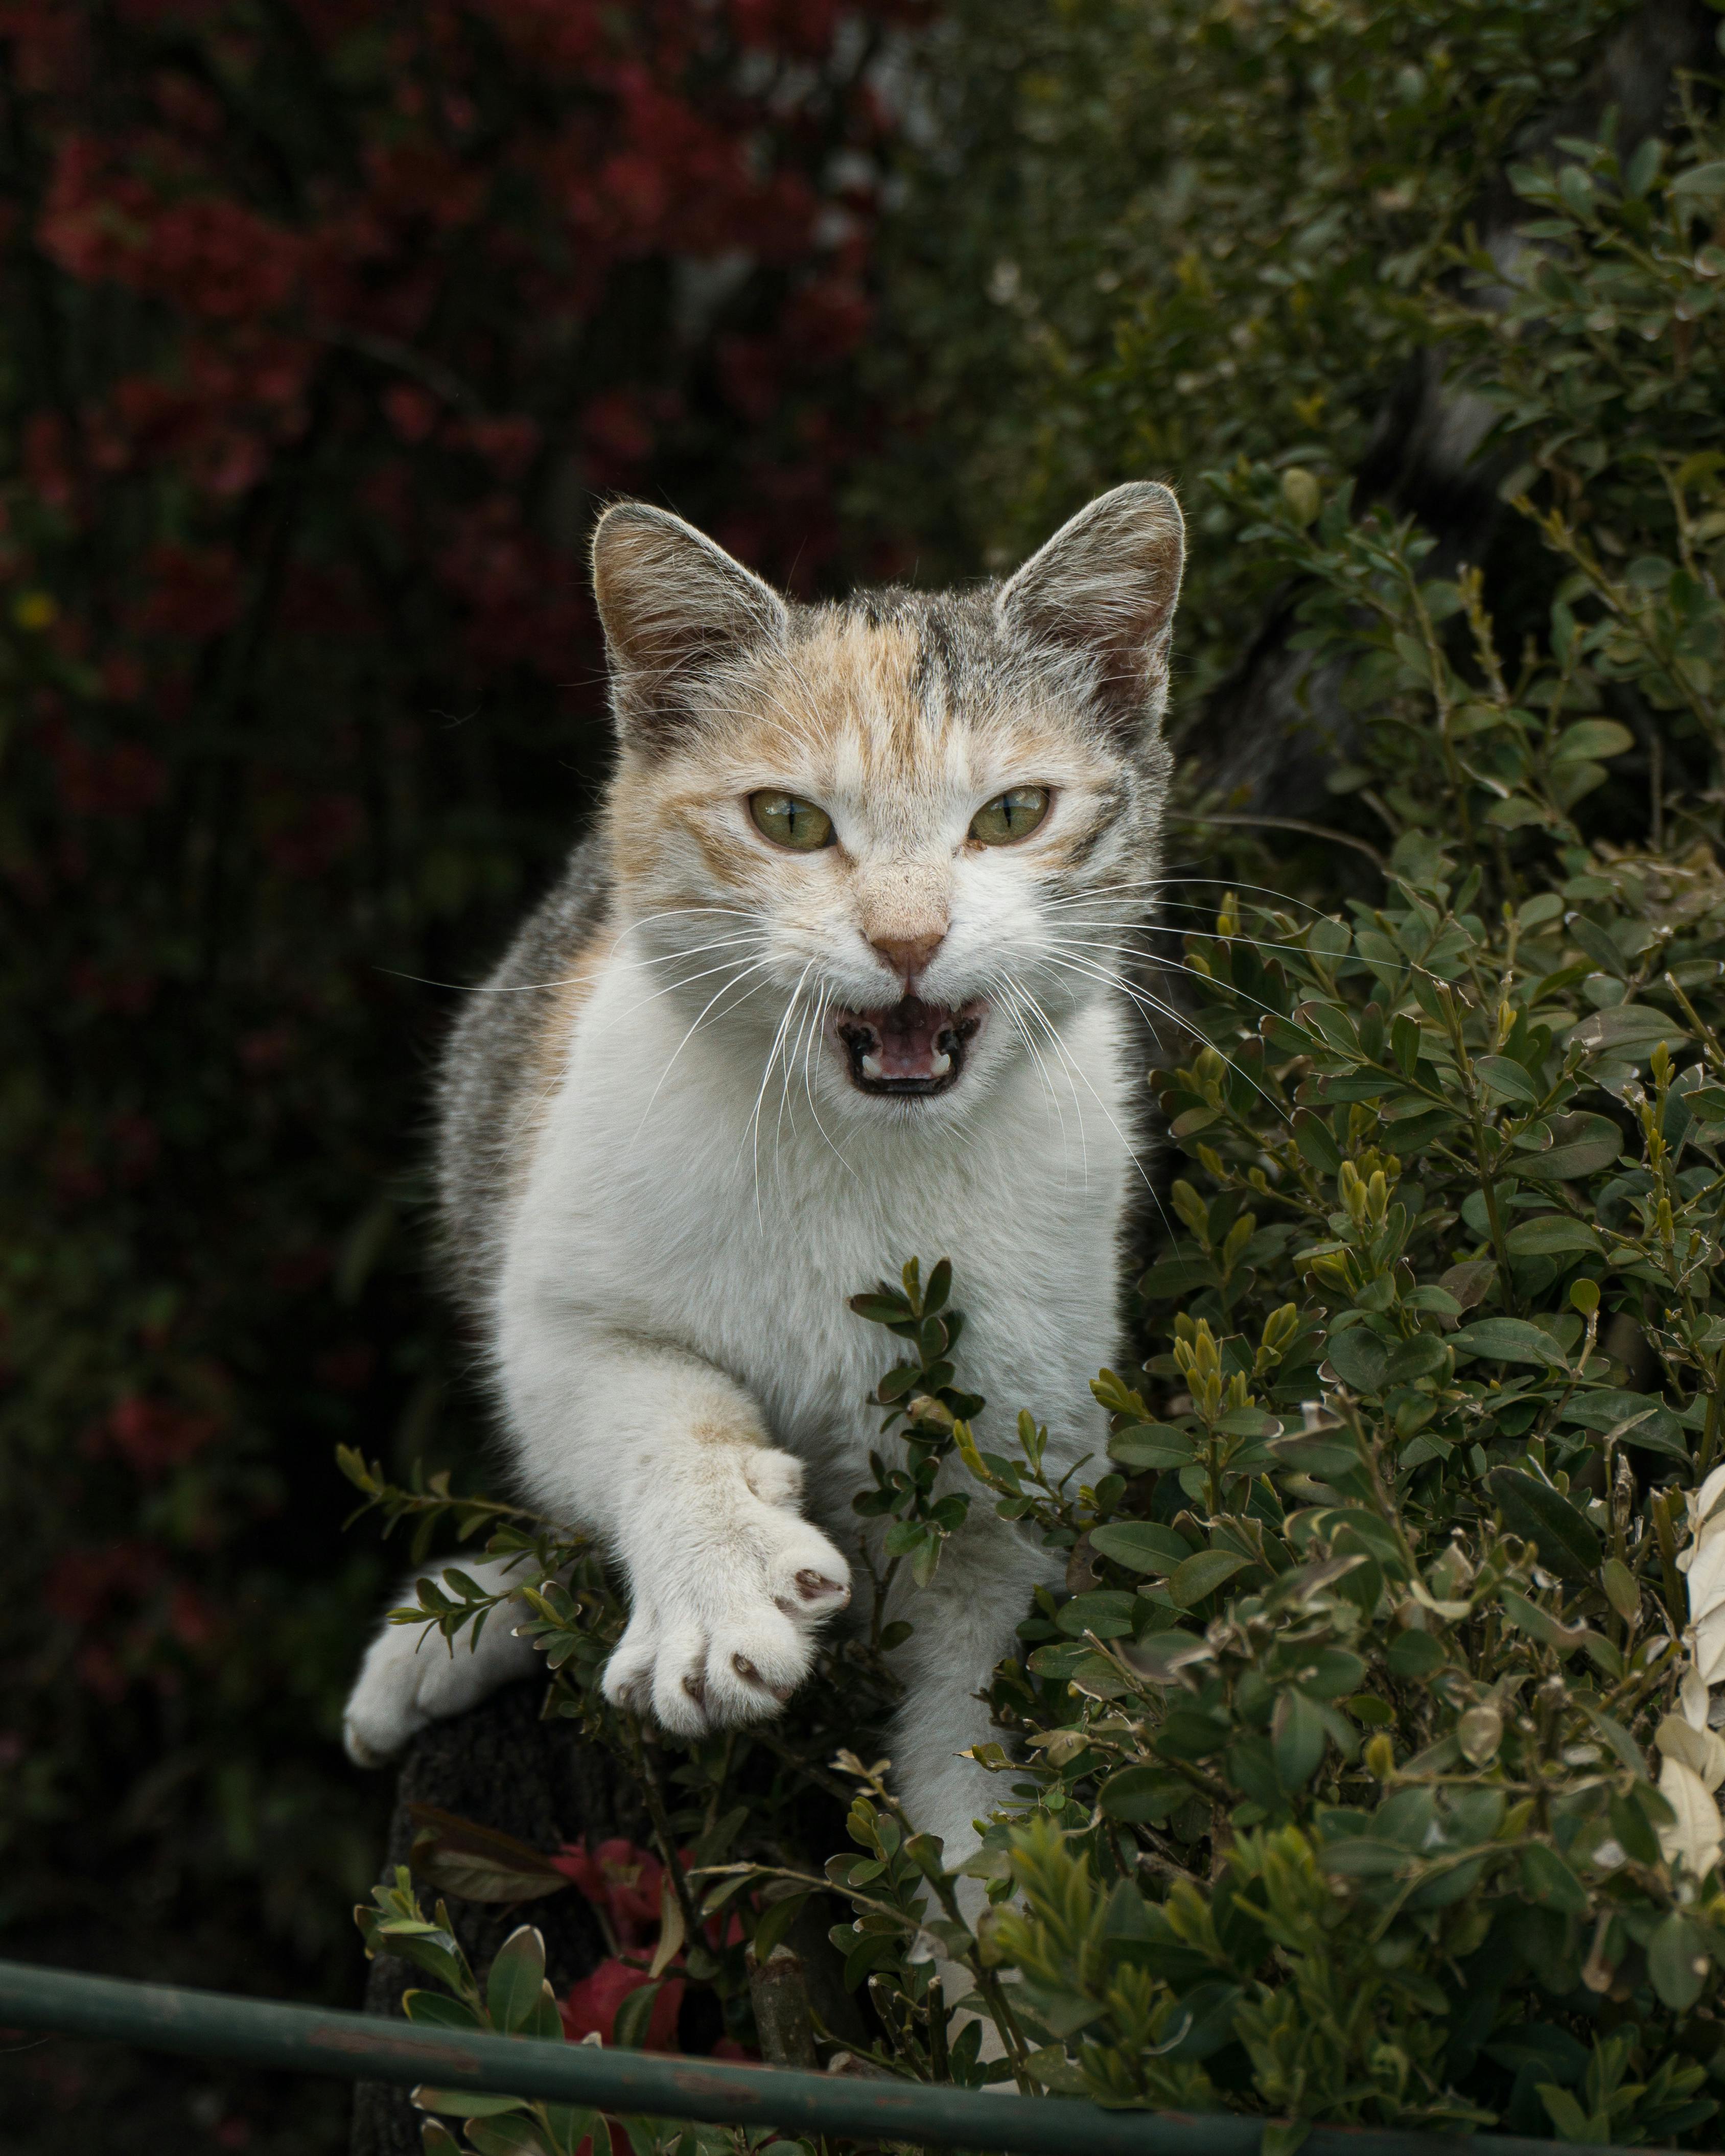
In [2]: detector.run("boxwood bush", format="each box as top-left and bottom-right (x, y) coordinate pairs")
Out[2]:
(349, 19), (1725, 2154)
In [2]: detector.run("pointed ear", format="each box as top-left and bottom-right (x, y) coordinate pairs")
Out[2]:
(591, 502), (788, 747)
(997, 482), (1185, 738)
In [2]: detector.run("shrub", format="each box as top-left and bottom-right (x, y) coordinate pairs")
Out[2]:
(354, 33), (1725, 2153)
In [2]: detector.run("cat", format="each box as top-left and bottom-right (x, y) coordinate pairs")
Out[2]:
(343, 481), (1185, 1890)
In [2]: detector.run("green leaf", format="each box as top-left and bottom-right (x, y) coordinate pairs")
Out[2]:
(1168, 1549), (1251, 1608)
(1564, 1007), (1687, 1063)
(468, 2119), (555, 2156)
(1476, 1054), (1541, 1103)
(409, 1807), (571, 1905)
(1056, 1589), (1137, 1639)
(1504, 1215), (1600, 1257)
(1561, 1389), (1686, 1457)
(1098, 1765), (1192, 1823)
(1384, 1332), (1449, 1385)
(1609, 1789), (1664, 1868)
(413, 2090), (531, 2119)
(487, 1925), (548, 2033)
(1648, 1912), (1710, 2010)
(1386, 1630), (1445, 1680)
(1552, 719), (1634, 763)
(1292, 1109), (1343, 1174)
(403, 1991), (482, 2030)
(850, 1292), (911, 1325)
(1108, 1422), (1196, 1469)
(752, 1891), (808, 1962)
(1272, 1690), (1326, 1790)
(1487, 1471), (1602, 1583)
(1324, 1327), (1388, 1392)
(1671, 159), (1725, 201)
(1140, 1258), (1218, 1298)
(1520, 1842), (1590, 1916)
(1270, 1435), (1363, 1482)
(543, 2108), (601, 2156)
(1452, 1318), (1568, 1367)
(1316, 1838), (1408, 1878)
(612, 1981), (664, 2051)
(1516, 1111), (1625, 1180)
(1089, 1521), (1195, 1576)
(1500, 1586), (1590, 1651)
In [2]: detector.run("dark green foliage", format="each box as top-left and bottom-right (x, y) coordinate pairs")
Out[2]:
(378, 16), (1725, 2146)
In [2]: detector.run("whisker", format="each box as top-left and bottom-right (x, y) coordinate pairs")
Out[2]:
(1045, 934), (1292, 1026)
(610, 946), (774, 1029)
(996, 973), (1083, 1189)
(1036, 951), (1284, 1115)
(799, 987), (856, 1180)
(630, 958), (778, 1138)
(744, 962), (815, 1215)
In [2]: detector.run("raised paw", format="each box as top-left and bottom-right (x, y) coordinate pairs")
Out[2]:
(342, 1565), (540, 1767)
(601, 1445), (851, 1737)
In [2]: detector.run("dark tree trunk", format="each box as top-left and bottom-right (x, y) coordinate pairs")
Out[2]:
(349, 1682), (646, 2156)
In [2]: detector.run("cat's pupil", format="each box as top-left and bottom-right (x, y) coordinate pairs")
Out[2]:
(970, 785), (1049, 846)
(749, 790), (834, 851)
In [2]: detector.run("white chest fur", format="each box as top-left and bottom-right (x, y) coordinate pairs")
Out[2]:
(496, 944), (1130, 1534)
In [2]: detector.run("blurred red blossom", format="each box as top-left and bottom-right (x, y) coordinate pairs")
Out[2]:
(1, 0), (921, 2040)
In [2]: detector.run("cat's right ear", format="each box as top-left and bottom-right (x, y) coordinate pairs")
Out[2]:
(591, 502), (788, 749)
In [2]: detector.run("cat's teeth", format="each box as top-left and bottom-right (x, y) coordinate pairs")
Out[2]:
(860, 1051), (885, 1080)
(929, 1049), (951, 1077)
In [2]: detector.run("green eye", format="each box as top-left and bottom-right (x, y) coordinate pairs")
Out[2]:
(749, 790), (834, 851)
(970, 786), (1050, 846)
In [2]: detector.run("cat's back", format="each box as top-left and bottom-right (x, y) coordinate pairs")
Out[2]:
(436, 831), (611, 1321)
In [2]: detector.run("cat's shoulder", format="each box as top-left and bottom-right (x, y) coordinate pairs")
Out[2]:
(435, 829), (614, 1311)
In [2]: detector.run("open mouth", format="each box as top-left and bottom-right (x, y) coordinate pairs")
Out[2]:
(833, 998), (984, 1098)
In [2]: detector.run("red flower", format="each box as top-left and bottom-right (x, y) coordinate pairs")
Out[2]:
(550, 1837), (666, 1949)
(559, 1958), (684, 2051)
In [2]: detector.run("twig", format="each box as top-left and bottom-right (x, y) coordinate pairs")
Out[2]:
(1166, 812), (1388, 871)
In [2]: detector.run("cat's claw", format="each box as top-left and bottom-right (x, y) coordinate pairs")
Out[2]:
(601, 1445), (851, 1736)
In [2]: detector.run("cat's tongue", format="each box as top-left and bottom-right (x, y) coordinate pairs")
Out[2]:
(835, 996), (981, 1095)
(862, 997), (953, 1083)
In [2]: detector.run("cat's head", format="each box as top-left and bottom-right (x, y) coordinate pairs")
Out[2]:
(591, 485), (1183, 1124)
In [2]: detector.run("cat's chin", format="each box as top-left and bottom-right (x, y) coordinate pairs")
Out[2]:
(831, 996), (985, 1100)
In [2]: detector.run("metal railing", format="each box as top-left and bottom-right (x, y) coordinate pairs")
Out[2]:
(0, 1957), (1665, 2156)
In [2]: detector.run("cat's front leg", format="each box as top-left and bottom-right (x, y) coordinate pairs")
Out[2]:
(344, 1549), (543, 1765)
(506, 1330), (854, 1737)
(883, 1510), (1059, 1862)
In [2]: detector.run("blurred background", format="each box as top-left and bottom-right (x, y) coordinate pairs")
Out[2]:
(0, 1), (1698, 2147)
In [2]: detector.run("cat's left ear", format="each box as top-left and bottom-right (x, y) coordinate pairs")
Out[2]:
(997, 482), (1185, 739)
(592, 501), (789, 748)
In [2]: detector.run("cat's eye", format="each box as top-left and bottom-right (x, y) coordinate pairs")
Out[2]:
(749, 790), (834, 852)
(970, 786), (1050, 846)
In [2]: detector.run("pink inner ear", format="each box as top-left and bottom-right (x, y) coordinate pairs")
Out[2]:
(592, 503), (787, 744)
(996, 483), (1186, 729)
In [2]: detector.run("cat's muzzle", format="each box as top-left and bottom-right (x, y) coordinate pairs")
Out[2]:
(833, 997), (983, 1098)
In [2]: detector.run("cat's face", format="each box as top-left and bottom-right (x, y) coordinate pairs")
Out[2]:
(593, 488), (1183, 1126)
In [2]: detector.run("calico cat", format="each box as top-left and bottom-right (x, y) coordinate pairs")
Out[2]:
(343, 482), (1185, 1880)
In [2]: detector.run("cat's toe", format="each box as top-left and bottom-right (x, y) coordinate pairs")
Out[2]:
(765, 1529), (852, 1627)
(740, 1448), (805, 1507)
(648, 1622), (716, 1736)
(704, 1608), (809, 1723)
(794, 1566), (850, 1610)
(600, 1612), (663, 1718)
(342, 1629), (432, 1766)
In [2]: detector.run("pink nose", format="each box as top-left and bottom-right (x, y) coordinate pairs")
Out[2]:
(870, 931), (945, 982)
